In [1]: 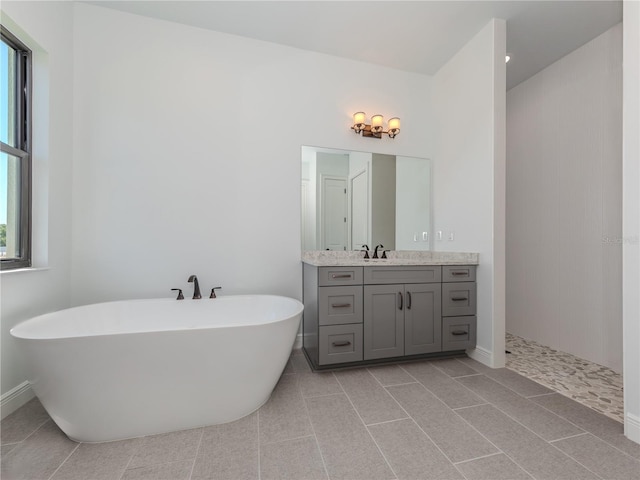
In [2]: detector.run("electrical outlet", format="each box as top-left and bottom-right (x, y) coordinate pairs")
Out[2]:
(448, 232), (455, 241)
(436, 231), (443, 241)
(422, 232), (428, 242)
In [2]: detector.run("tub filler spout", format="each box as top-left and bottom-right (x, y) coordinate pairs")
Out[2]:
(188, 275), (202, 299)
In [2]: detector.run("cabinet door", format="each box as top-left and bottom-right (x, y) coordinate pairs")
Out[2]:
(364, 285), (404, 360)
(404, 284), (442, 355)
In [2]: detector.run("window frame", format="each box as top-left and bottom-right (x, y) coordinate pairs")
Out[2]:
(1, 25), (32, 270)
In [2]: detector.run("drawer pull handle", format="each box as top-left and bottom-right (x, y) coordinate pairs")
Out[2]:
(331, 274), (352, 279)
(331, 303), (351, 308)
(407, 291), (412, 309)
(398, 292), (403, 310)
(332, 340), (352, 347)
(451, 296), (468, 301)
(451, 330), (468, 336)
(451, 271), (468, 276)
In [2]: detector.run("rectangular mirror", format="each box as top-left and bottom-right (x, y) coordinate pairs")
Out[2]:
(301, 146), (432, 252)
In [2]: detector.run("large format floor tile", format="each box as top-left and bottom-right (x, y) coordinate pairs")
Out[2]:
(456, 375), (584, 441)
(0, 398), (51, 446)
(305, 393), (394, 480)
(1, 421), (78, 480)
(455, 453), (533, 480)
(334, 368), (408, 425)
(258, 373), (312, 444)
(457, 404), (600, 480)
(367, 418), (464, 480)
(551, 433), (640, 480)
(401, 361), (485, 409)
(3, 350), (638, 480)
(51, 438), (144, 480)
(259, 435), (327, 480)
(191, 413), (258, 480)
(387, 382), (498, 463)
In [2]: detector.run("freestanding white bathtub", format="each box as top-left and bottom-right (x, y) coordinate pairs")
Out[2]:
(10, 295), (303, 442)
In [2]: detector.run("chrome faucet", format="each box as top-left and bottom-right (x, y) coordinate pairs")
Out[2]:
(373, 244), (384, 259)
(188, 275), (202, 299)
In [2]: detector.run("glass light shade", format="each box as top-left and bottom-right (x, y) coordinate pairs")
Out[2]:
(388, 117), (401, 130)
(353, 112), (366, 125)
(371, 115), (384, 130)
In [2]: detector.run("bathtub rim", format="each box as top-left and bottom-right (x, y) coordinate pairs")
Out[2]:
(10, 294), (304, 341)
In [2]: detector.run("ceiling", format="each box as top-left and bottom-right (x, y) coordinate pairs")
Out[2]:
(87, 0), (622, 90)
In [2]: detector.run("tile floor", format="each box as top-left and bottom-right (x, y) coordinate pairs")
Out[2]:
(2, 351), (639, 480)
(505, 333), (625, 423)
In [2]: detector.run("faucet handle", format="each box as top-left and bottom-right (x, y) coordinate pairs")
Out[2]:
(210, 287), (222, 299)
(382, 250), (390, 259)
(171, 288), (184, 300)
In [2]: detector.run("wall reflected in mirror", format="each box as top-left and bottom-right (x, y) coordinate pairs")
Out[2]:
(301, 146), (431, 252)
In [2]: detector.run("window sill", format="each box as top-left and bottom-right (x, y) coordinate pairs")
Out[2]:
(0, 266), (50, 276)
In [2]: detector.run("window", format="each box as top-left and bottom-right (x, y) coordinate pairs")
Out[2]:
(1, 26), (31, 270)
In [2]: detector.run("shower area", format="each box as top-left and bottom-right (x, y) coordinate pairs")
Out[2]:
(504, 23), (624, 423)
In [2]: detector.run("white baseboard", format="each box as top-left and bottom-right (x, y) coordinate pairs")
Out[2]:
(467, 345), (494, 368)
(293, 333), (302, 350)
(625, 412), (640, 445)
(1, 381), (34, 420)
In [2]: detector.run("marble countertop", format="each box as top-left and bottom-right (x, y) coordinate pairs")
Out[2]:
(302, 250), (479, 266)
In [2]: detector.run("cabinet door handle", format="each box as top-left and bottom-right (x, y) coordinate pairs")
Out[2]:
(451, 296), (468, 301)
(331, 303), (351, 308)
(332, 340), (351, 347)
(451, 271), (468, 276)
(451, 330), (468, 336)
(398, 292), (403, 310)
(331, 274), (352, 279)
(406, 291), (412, 309)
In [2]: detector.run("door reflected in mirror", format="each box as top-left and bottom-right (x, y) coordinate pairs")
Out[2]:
(301, 146), (432, 252)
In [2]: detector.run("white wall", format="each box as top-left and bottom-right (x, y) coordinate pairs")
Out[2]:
(0, 1), (74, 417)
(432, 19), (507, 368)
(506, 24), (623, 372)
(623, 0), (640, 445)
(71, 3), (433, 305)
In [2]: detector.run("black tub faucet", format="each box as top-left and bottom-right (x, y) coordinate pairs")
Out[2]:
(188, 275), (202, 299)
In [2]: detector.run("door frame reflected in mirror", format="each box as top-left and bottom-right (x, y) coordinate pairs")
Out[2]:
(301, 145), (432, 253)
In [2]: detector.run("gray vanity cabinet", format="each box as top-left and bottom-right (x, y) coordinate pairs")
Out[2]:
(404, 283), (443, 356)
(303, 262), (476, 369)
(441, 266), (477, 351)
(303, 264), (364, 366)
(363, 283), (442, 360)
(362, 266), (442, 360)
(363, 285), (405, 360)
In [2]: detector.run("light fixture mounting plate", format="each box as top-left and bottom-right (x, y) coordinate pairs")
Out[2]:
(362, 125), (382, 139)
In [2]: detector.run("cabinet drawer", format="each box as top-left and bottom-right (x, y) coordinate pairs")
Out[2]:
(442, 265), (476, 282)
(318, 267), (363, 286)
(442, 316), (476, 351)
(319, 324), (363, 365)
(319, 286), (363, 326)
(442, 282), (477, 316)
(364, 266), (441, 284)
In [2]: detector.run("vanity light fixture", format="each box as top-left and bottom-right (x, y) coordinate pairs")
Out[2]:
(351, 112), (401, 139)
